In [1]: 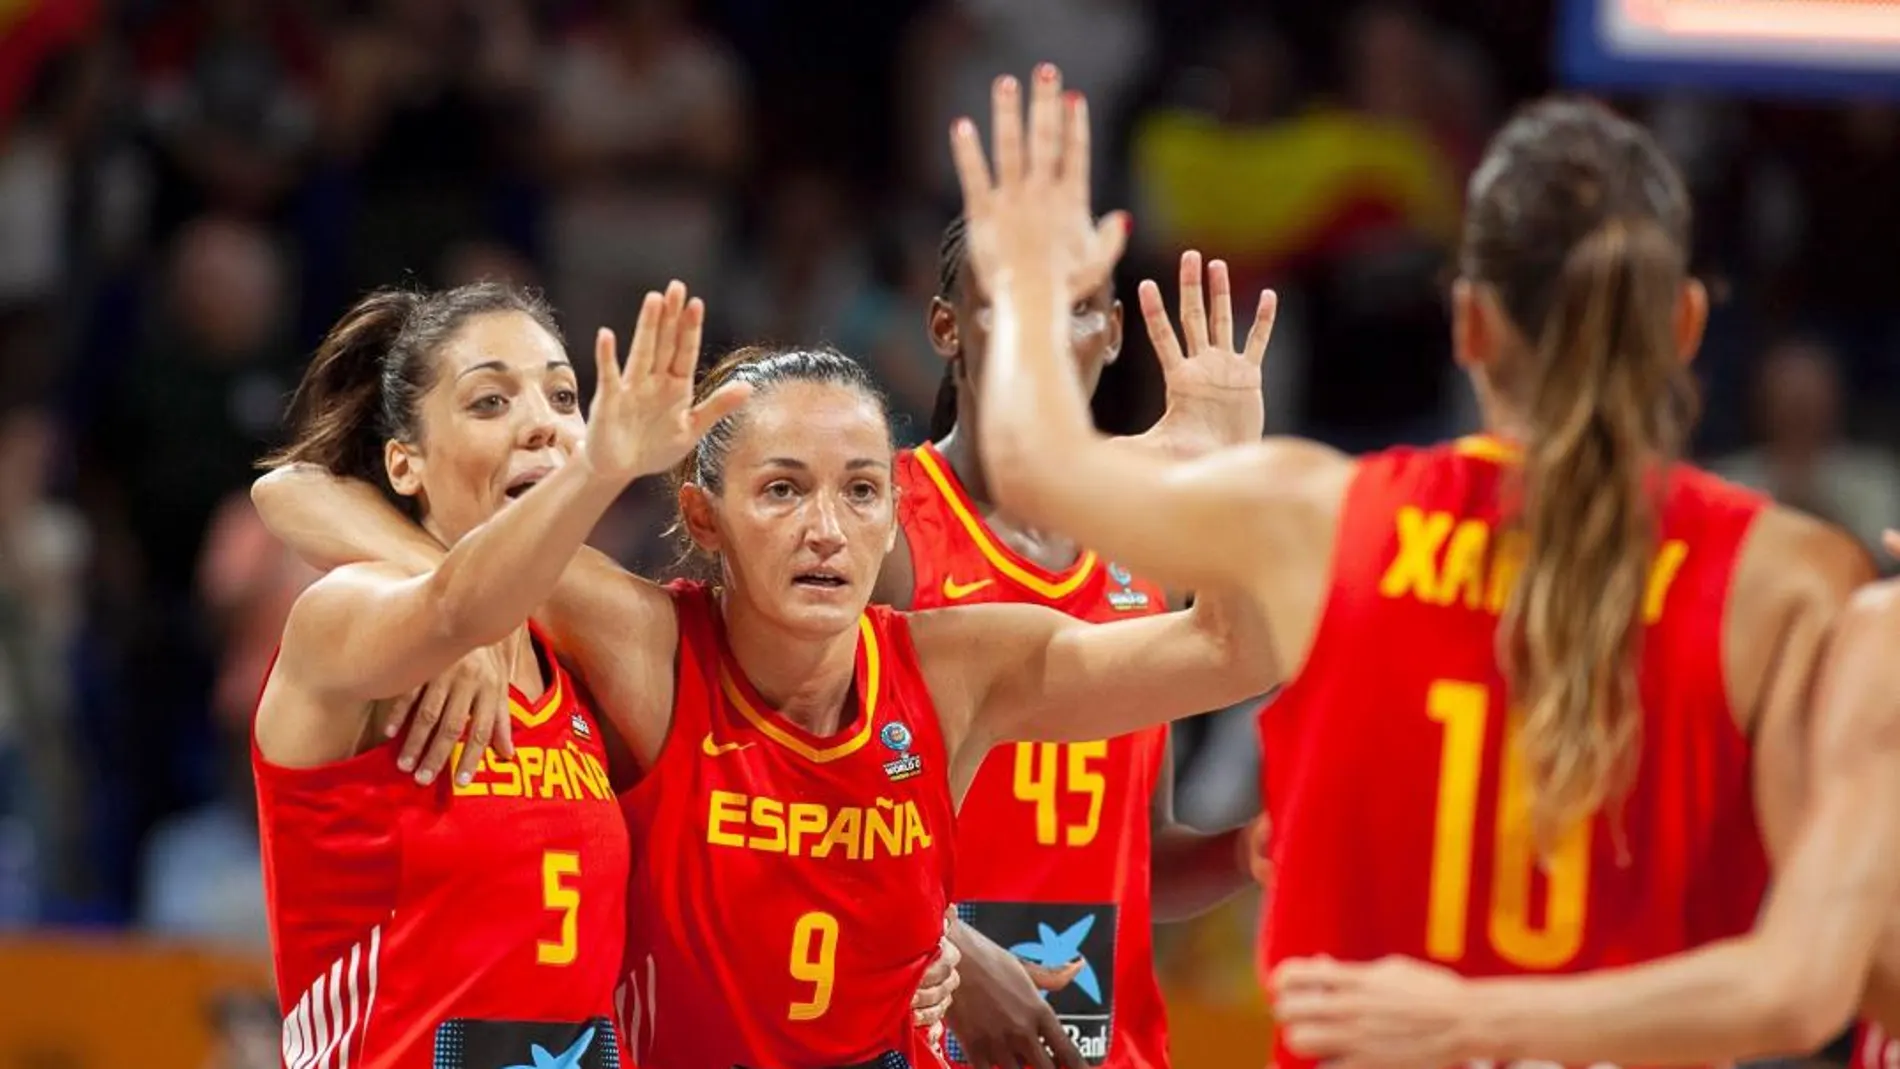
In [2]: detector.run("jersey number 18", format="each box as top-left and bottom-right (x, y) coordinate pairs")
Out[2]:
(1425, 680), (1591, 969)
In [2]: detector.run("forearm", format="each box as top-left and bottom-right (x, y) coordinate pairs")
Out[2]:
(424, 457), (628, 649)
(253, 465), (444, 573)
(980, 270), (1111, 523)
(1469, 938), (1830, 1065)
(1149, 822), (1252, 922)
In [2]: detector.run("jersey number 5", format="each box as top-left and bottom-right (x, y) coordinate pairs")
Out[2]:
(1425, 680), (1591, 969)
(788, 910), (839, 1021)
(539, 850), (580, 966)
(1013, 741), (1107, 847)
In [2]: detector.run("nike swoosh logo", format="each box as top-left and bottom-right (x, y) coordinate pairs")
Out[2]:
(702, 733), (753, 757)
(941, 576), (994, 600)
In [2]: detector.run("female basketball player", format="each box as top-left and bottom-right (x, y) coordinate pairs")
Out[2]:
(252, 348), (1275, 1068)
(952, 66), (1900, 1067)
(899, 218), (1265, 1069)
(252, 280), (747, 1069)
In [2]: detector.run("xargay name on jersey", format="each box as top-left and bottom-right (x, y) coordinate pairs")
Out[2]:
(448, 742), (615, 801)
(1379, 507), (1688, 623)
(706, 790), (935, 860)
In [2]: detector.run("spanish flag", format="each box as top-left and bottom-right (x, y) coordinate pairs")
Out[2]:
(1131, 105), (1461, 285)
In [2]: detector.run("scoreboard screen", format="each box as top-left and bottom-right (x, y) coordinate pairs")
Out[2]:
(1561, 0), (1900, 99)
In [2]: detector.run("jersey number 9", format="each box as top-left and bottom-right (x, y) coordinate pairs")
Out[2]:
(1012, 741), (1107, 847)
(788, 910), (840, 1021)
(1425, 680), (1591, 969)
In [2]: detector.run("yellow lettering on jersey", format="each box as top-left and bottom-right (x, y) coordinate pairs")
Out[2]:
(1380, 509), (1687, 624)
(706, 792), (935, 861)
(454, 743), (612, 802)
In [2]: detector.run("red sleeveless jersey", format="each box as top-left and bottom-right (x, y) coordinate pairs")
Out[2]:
(254, 625), (629, 1069)
(615, 581), (957, 1069)
(1258, 435), (1771, 1069)
(896, 444), (1172, 1069)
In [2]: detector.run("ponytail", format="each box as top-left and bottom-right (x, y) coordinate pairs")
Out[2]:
(1501, 215), (1697, 847)
(263, 290), (419, 483)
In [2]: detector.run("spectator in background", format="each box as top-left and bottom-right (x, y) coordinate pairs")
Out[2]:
(0, 368), (90, 925)
(1715, 337), (1900, 564)
(722, 166), (870, 349)
(836, 214), (954, 437)
(543, 0), (746, 340)
(133, 0), (321, 235)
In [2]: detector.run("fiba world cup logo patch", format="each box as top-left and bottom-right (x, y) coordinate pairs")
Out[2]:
(1104, 562), (1150, 613)
(880, 721), (923, 782)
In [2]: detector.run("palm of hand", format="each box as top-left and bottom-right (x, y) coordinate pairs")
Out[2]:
(1161, 344), (1266, 448)
(1142, 252), (1278, 455)
(586, 369), (694, 481)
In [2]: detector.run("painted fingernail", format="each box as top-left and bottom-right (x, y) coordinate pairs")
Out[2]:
(1122, 215), (1135, 236)
(416, 770), (434, 785)
(398, 757), (415, 771)
(457, 772), (472, 786)
(1037, 64), (1057, 84)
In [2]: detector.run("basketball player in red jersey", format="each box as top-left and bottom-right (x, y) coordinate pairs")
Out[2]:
(252, 280), (747, 1069)
(950, 67), (1900, 1069)
(890, 219), (1264, 1069)
(253, 344), (1277, 1069)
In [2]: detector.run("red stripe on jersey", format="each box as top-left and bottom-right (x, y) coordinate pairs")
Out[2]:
(898, 445), (1172, 1069)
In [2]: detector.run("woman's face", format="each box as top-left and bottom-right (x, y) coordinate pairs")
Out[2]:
(387, 311), (585, 545)
(681, 380), (898, 640)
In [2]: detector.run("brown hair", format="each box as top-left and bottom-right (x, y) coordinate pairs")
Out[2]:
(1463, 98), (1698, 844)
(667, 343), (892, 569)
(264, 282), (561, 506)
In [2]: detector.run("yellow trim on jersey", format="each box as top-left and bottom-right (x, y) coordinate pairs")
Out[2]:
(914, 445), (1098, 600)
(1453, 434), (1521, 465)
(509, 673), (565, 728)
(721, 615), (880, 763)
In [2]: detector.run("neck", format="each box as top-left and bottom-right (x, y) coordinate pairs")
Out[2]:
(719, 593), (862, 736)
(934, 412), (990, 508)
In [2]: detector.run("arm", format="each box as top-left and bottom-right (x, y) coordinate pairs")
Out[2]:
(277, 448), (631, 704)
(253, 463), (445, 573)
(1148, 732), (1256, 923)
(917, 586), (1278, 772)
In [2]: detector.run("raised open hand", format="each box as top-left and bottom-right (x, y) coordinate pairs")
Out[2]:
(584, 281), (751, 484)
(1142, 251), (1278, 457)
(948, 64), (1128, 303)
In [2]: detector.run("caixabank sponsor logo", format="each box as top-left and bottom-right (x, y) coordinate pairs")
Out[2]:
(432, 1018), (618, 1069)
(953, 902), (1117, 1066)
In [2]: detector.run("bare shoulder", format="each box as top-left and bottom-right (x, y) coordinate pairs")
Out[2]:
(283, 562), (422, 644)
(1726, 505), (1875, 729)
(1735, 506), (1873, 620)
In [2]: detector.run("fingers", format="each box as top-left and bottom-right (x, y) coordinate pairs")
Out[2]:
(454, 685), (495, 787)
(593, 328), (619, 401)
(653, 281), (686, 380)
(627, 291), (664, 383)
(949, 118), (993, 216)
(1208, 258), (1235, 352)
(1022, 1026), (1058, 1069)
(388, 688), (419, 739)
(685, 380), (754, 438)
(991, 74), (1024, 186)
(493, 686), (515, 759)
(415, 687), (472, 786)
(1027, 64), (1063, 182)
(671, 296), (706, 379)
(1178, 250), (1209, 355)
(1271, 955), (1345, 999)
(1023, 957), (1082, 993)
(1063, 90), (1090, 204)
(1137, 280), (1184, 371)
(1039, 1010), (1085, 1069)
(397, 682), (450, 776)
(1243, 289), (1280, 367)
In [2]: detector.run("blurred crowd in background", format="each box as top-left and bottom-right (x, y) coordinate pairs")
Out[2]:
(3, 0), (1900, 1018)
